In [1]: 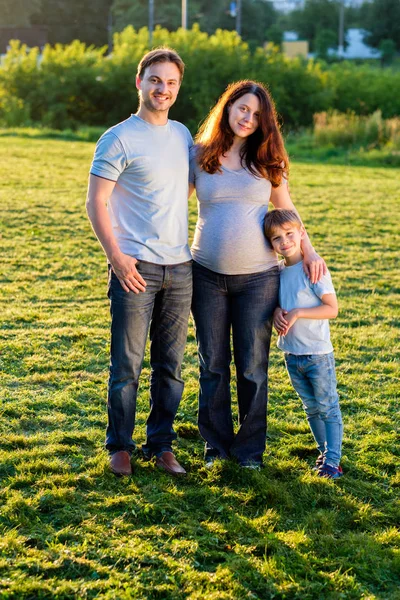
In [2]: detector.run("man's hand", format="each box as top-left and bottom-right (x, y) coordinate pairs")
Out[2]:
(273, 307), (288, 334)
(302, 248), (327, 284)
(111, 251), (147, 294)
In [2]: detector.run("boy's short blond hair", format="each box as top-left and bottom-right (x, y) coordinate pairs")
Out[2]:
(264, 209), (302, 240)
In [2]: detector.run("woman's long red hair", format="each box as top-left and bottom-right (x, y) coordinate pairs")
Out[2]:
(195, 80), (288, 187)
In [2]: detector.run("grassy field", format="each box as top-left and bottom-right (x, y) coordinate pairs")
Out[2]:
(0, 132), (399, 599)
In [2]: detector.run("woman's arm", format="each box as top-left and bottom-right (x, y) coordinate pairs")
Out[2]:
(270, 183), (327, 284)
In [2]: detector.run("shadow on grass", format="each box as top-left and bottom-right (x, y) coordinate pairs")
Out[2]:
(1, 433), (399, 599)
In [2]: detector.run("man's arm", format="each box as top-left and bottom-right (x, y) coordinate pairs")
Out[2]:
(270, 184), (327, 284)
(86, 174), (146, 293)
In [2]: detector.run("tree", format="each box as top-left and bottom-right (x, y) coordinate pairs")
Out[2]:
(112, 0), (278, 48)
(360, 0), (400, 51)
(0, 0), (41, 26)
(379, 38), (396, 65)
(31, 0), (113, 46)
(265, 24), (283, 47)
(112, 0), (187, 33)
(314, 28), (337, 59)
(288, 0), (341, 52)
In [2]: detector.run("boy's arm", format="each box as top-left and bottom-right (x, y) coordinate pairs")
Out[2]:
(280, 294), (338, 335)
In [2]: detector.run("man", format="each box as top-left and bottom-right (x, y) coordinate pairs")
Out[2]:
(86, 48), (193, 477)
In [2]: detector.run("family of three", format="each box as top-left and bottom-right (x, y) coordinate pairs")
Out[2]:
(86, 48), (344, 481)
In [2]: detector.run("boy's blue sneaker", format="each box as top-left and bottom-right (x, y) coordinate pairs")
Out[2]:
(312, 453), (325, 471)
(317, 463), (343, 479)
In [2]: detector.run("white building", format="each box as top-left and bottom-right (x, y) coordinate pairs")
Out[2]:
(338, 28), (381, 59)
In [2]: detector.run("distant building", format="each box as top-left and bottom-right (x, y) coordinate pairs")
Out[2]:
(340, 28), (381, 59)
(273, 0), (365, 12)
(281, 32), (309, 58)
(282, 40), (309, 58)
(272, 0), (304, 14)
(0, 26), (48, 54)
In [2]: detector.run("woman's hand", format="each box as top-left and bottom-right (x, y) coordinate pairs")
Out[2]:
(302, 247), (327, 284)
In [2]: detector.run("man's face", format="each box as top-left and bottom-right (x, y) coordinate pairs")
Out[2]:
(136, 61), (181, 114)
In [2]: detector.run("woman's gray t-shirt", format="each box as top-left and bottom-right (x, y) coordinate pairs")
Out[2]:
(190, 148), (278, 275)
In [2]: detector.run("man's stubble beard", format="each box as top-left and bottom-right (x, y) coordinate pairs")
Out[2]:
(141, 94), (174, 114)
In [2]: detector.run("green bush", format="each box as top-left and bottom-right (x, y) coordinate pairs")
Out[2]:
(0, 39), (106, 130)
(327, 62), (400, 118)
(0, 26), (400, 132)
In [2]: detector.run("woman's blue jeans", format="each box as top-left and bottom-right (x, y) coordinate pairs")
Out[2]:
(192, 261), (280, 466)
(106, 261), (192, 456)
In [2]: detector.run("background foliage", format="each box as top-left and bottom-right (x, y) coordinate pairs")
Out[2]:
(2, 0), (400, 57)
(1, 25), (400, 133)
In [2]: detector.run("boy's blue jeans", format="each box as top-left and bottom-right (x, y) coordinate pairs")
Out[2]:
(105, 261), (192, 456)
(284, 352), (343, 468)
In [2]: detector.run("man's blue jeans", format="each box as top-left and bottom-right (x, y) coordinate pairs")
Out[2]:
(192, 261), (280, 466)
(284, 352), (343, 467)
(106, 261), (192, 456)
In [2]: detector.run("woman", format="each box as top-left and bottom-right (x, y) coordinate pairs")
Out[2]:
(189, 80), (325, 469)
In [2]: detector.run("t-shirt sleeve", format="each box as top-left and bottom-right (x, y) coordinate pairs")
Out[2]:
(185, 125), (193, 150)
(312, 269), (336, 299)
(90, 131), (127, 182)
(189, 144), (198, 185)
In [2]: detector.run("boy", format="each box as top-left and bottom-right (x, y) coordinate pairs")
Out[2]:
(264, 209), (343, 479)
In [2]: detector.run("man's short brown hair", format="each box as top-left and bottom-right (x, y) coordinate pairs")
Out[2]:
(137, 47), (185, 81)
(264, 209), (302, 240)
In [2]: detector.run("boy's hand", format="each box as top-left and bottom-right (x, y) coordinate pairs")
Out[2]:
(282, 309), (300, 334)
(273, 308), (288, 334)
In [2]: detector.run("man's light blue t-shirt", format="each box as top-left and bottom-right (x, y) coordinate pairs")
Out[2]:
(277, 260), (336, 355)
(90, 114), (193, 265)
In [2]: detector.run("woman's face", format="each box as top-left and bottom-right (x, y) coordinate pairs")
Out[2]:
(228, 93), (260, 140)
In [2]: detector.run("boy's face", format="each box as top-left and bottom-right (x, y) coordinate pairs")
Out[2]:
(269, 223), (304, 265)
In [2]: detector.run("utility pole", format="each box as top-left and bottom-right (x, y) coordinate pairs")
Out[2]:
(338, 0), (344, 58)
(149, 0), (154, 45)
(236, 0), (242, 37)
(182, 0), (188, 29)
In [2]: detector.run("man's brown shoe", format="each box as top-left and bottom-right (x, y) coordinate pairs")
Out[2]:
(155, 451), (186, 476)
(110, 451), (132, 477)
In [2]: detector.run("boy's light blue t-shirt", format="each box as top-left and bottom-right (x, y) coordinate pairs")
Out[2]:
(277, 261), (336, 355)
(90, 114), (193, 265)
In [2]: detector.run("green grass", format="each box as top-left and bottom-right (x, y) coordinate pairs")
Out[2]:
(0, 132), (399, 599)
